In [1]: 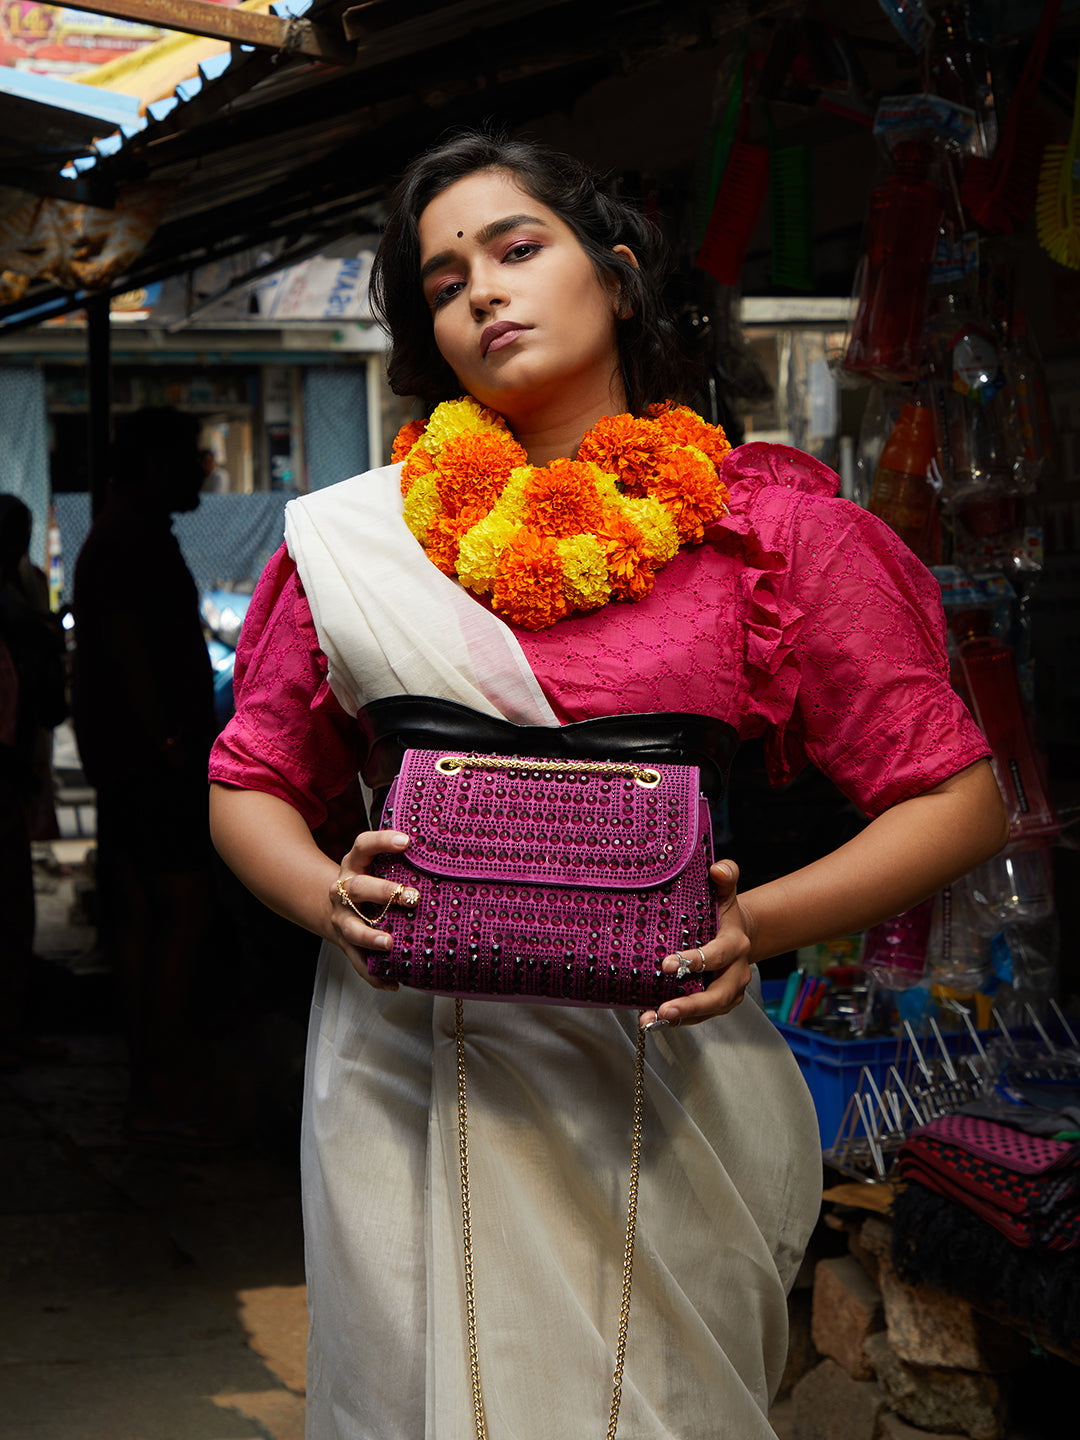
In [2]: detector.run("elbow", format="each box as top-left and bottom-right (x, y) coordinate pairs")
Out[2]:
(971, 763), (1011, 866)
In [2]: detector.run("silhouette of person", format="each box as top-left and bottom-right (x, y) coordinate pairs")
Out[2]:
(72, 409), (220, 1138)
(0, 495), (67, 1068)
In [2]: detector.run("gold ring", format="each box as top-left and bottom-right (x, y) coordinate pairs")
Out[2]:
(338, 878), (413, 929)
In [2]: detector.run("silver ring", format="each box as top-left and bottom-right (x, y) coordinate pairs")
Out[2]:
(693, 947), (707, 971)
(674, 952), (693, 981)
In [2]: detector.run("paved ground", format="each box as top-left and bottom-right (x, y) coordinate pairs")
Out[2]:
(2, 840), (308, 1440)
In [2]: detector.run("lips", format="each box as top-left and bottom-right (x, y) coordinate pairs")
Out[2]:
(480, 321), (529, 358)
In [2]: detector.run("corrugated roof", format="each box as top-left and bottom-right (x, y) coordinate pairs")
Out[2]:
(2, 0), (1073, 333)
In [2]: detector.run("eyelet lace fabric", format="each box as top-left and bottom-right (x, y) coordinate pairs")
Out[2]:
(210, 443), (989, 824)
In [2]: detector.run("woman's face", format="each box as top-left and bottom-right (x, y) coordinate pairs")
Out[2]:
(417, 169), (629, 427)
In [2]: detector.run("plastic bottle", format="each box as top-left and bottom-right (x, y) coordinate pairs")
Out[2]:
(927, 879), (992, 994)
(922, 1), (998, 159)
(844, 142), (944, 382)
(862, 896), (935, 990)
(967, 842), (1054, 931)
(998, 310), (1056, 493)
(952, 615), (1058, 843)
(923, 288), (1018, 503)
(868, 402), (938, 559)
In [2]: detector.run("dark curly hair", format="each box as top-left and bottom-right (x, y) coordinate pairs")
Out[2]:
(368, 130), (693, 416)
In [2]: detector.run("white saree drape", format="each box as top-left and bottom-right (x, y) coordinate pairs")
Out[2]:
(285, 466), (822, 1440)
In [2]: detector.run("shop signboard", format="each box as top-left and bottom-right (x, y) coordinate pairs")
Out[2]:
(0, 4), (160, 73)
(0, 1), (246, 76)
(252, 255), (376, 322)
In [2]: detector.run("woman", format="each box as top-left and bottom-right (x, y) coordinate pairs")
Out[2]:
(210, 133), (1007, 1439)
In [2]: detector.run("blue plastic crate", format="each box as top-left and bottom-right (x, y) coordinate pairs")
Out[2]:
(761, 980), (976, 1146)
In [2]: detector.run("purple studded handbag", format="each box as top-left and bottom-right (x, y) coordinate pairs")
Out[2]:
(366, 746), (716, 1007)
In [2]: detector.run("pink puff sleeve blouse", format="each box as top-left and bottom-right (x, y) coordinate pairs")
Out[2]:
(209, 443), (989, 827)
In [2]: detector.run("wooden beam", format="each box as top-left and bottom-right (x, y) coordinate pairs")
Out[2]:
(63, 1), (351, 63)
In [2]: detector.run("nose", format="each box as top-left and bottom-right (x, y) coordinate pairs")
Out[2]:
(467, 260), (507, 319)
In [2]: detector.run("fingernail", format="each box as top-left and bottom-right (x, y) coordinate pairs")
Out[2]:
(400, 886), (420, 907)
(390, 832), (410, 847)
(715, 864), (731, 880)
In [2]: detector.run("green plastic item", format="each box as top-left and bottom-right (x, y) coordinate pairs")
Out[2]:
(767, 107), (814, 292)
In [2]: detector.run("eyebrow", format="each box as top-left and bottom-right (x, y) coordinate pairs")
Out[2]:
(419, 213), (547, 284)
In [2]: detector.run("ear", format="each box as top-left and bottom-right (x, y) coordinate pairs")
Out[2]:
(610, 244), (640, 318)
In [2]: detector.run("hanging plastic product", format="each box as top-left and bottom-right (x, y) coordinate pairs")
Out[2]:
(1035, 53), (1080, 268)
(867, 398), (940, 561)
(998, 309), (1057, 494)
(921, 0), (998, 159)
(967, 842), (1055, 931)
(843, 139), (944, 382)
(862, 896), (935, 991)
(950, 607), (1059, 844)
(926, 878), (993, 994)
(961, 0), (1061, 233)
(923, 282), (1024, 505)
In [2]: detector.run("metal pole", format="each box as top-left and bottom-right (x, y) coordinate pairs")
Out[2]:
(87, 295), (112, 519)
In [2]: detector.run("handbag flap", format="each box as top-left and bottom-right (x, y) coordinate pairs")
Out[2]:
(383, 747), (706, 890)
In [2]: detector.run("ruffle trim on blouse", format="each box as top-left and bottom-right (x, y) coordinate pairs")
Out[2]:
(711, 443), (842, 786)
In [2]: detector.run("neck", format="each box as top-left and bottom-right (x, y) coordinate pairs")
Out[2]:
(496, 375), (629, 466)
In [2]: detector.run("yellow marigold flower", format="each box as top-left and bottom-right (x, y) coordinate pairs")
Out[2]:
(521, 458), (605, 538)
(586, 463), (621, 504)
(487, 466), (534, 524)
(456, 512), (520, 593)
(557, 534), (611, 610)
(391, 417), (427, 463)
(423, 397), (509, 455)
(436, 431), (528, 517)
(491, 531), (570, 630)
(622, 496), (679, 563)
(401, 471), (442, 541)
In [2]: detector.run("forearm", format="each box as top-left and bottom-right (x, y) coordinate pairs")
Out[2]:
(209, 783), (341, 941)
(739, 758), (1009, 964)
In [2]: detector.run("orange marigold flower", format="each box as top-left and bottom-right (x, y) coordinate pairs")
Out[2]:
(491, 531), (570, 630)
(391, 417), (427, 462)
(401, 445), (436, 495)
(520, 458), (605, 537)
(425, 506), (485, 576)
(649, 404), (731, 469)
(435, 431), (528, 517)
(576, 414), (665, 495)
(596, 511), (655, 602)
(647, 450), (729, 544)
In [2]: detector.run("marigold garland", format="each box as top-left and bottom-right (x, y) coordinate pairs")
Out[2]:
(394, 395), (731, 631)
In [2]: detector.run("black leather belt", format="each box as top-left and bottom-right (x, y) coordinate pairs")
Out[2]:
(357, 694), (739, 832)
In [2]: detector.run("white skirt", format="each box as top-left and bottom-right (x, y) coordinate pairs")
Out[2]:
(301, 947), (821, 1440)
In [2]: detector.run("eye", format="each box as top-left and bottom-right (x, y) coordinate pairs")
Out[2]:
(503, 242), (541, 262)
(430, 280), (464, 310)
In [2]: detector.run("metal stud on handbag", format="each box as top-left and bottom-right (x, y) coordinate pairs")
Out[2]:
(366, 747), (718, 1007)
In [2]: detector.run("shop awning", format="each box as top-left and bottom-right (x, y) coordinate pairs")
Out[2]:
(0, 0), (804, 333)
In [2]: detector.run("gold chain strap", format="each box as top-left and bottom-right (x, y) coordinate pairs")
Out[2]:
(436, 754), (661, 788)
(454, 998), (647, 1440)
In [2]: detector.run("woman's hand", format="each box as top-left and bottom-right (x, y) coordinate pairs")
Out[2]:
(332, 829), (419, 989)
(638, 860), (756, 1030)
